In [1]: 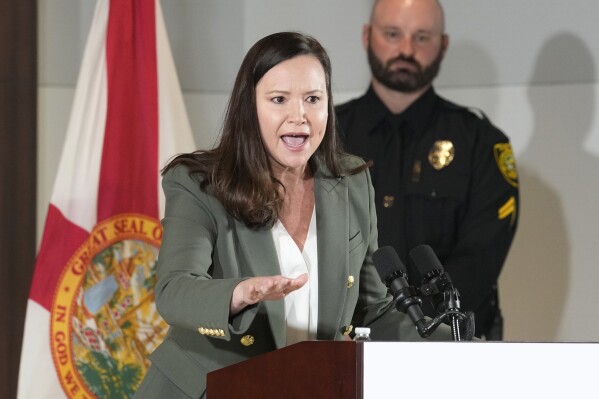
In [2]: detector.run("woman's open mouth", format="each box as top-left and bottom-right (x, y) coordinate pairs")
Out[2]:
(281, 134), (309, 149)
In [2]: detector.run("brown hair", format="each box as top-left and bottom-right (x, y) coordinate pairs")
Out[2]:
(164, 32), (364, 228)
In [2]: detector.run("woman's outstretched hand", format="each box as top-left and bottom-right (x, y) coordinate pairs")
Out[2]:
(230, 273), (309, 314)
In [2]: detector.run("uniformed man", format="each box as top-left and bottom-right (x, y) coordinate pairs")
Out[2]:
(336, 0), (519, 339)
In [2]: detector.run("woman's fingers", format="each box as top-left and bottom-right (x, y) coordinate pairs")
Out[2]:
(292, 273), (309, 288)
(231, 274), (310, 314)
(252, 274), (309, 300)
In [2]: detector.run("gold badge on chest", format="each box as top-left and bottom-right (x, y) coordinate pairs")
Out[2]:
(428, 140), (455, 170)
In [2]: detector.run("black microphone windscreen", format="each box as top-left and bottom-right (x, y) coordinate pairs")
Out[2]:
(409, 244), (444, 275)
(373, 246), (407, 279)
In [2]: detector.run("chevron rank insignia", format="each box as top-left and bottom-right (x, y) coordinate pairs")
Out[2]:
(498, 195), (517, 224)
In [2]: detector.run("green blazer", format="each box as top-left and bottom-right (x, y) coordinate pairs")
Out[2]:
(140, 155), (446, 398)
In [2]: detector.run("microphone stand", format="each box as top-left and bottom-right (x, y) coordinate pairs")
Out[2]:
(390, 275), (474, 340)
(419, 309), (475, 341)
(373, 245), (475, 340)
(419, 272), (475, 341)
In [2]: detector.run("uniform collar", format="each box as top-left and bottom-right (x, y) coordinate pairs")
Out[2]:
(357, 85), (440, 136)
(401, 86), (439, 134)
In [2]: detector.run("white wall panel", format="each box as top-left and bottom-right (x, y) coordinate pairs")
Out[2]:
(161, 0), (245, 92)
(243, 0), (372, 91)
(40, 1), (599, 89)
(440, 0), (599, 87)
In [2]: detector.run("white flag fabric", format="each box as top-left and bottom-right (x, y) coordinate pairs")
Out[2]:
(18, 0), (195, 397)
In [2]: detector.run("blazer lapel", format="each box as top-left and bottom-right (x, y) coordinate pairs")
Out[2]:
(233, 167), (350, 346)
(314, 172), (349, 340)
(234, 220), (286, 348)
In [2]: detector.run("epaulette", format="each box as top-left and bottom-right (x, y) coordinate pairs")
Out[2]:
(442, 99), (491, 123)
(465, 106), (489, 121)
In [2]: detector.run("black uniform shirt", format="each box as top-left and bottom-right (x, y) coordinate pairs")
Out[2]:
(336, 86), (519, 337)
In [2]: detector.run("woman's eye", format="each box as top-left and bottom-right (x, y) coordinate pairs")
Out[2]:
(271, 96), (285, 104)
(306, 96), (319, 104)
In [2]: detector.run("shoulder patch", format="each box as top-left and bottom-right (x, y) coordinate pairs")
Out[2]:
(494, 143), (518, 187)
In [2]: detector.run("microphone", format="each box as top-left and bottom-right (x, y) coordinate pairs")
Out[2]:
(373, 246), (430, 338)
(409, 244), (471, 341)
(408, 244), (460, 314)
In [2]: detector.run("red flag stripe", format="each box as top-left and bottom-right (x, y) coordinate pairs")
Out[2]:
(29, 205), (89, 310)
(99, 0), (159, 220)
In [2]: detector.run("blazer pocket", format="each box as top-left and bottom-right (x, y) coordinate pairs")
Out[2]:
(348, 230), (363, 253)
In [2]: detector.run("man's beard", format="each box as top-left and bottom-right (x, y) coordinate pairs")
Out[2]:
(367, 44), (443, 93)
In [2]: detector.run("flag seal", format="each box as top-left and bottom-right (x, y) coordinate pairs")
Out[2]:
(50, 213), (168, 398)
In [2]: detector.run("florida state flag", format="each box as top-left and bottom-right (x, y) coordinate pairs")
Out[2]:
(18, 1), (194, 397)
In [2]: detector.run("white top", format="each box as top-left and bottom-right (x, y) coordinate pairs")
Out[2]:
(271, 206), (319, 346)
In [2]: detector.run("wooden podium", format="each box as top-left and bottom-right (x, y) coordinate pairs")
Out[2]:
(207, 340), (599, 398)
(207, 341), (362, 398)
